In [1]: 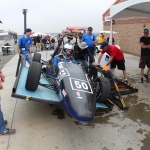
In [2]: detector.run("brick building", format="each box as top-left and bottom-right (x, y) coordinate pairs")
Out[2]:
(102, 0), (150, 56)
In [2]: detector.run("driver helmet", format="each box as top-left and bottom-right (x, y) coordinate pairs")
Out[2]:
(62, 43), (74, 59)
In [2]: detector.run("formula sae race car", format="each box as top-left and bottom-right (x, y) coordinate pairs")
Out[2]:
(12, 34), (116, 122)
(12, 34), (139, 121)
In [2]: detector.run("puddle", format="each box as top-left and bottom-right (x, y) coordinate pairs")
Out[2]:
(121, 95), (150, 125)
(51, 108), (65, 120)
(141, 133), (150, 150)
(74, 112), (119, 126)
(128, 78), (137, 84)
(123, 95), (139, 106)
(92, 113), (118, 124)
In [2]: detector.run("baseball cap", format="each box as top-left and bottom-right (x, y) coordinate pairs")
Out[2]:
(88, 27), (93, 31)
(100, 42), (108, 49)
(25, 28), (32, 33)
(144, 28), (149, 33)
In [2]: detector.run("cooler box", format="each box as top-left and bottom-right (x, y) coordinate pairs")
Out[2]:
(99, 52), (110, 70)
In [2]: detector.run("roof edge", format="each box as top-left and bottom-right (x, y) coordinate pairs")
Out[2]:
(102, 0), (120, 21)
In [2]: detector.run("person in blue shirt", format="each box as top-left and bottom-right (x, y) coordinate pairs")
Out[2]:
(53, 43), (77, 69)
(17, 28), (32, 67)
(82, 27), (97, 63)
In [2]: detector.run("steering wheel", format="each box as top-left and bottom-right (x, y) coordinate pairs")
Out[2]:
(62, 34), (77, 45)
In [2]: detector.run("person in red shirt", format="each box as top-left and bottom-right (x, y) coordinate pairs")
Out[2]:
(97, 42), (127, 81)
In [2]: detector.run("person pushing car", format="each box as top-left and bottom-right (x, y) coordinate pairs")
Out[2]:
(97, 42), (128, 82)
(75, 42), (97, 73)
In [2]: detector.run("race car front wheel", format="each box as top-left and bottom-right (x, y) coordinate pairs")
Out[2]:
(25, 62), (42, 91)
(32, 53), (41, 62)
(94, 77), (111, 103)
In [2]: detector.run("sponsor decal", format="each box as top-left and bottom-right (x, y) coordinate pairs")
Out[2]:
(76, 91), (80, 97)
(62, 89), (66, 97)
(76, 91), (83, 99)
(58, 68), (70, 81)
(105, 16), (111, 22)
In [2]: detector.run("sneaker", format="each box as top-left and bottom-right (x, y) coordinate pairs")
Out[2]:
(4, 120), (7, 125)
(139, 78), (144, 83)
(144, 74), (149, 82)
(124, 79), (128, 83)
(0, 128), (16, 135)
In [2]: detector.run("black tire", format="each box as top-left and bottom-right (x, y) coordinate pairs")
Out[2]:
(32, 53), (41, 62)
(94, 77), (111, 103)
(25, 62), (42, 91)
(96, 47), (99, 53)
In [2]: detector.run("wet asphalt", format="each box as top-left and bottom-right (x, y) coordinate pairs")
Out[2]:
(0, 40), (150, 149)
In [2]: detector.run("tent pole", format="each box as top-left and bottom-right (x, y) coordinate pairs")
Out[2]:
(109, 19), (113, 44)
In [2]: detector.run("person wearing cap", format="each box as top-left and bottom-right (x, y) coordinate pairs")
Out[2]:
(75, 42), (96, 73)
(139, 28), (150, 83)
(17, 28), (32, 67)
(81, 27), (97, 63)
(97, 42), (127, 81)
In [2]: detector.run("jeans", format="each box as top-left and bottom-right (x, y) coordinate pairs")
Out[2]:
(0, 105), (6, 134)
(49, 43), (54, 49)
(85, 47), (95, 63)
(77, 59), (89, 73)
(21, 51), (32, 67)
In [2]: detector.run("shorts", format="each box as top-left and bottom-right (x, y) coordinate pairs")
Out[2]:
(36, 42), (41, 47)
(139, 56), (150, 68)
(111, 59), (125, 70)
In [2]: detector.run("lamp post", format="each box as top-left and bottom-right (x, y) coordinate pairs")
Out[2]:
(22, 9), (28, 34)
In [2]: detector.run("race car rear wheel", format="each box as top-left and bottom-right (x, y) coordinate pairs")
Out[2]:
(94, 77), (111, 103)
(32, 53), (41, 62)
(25, 61), (42, 91)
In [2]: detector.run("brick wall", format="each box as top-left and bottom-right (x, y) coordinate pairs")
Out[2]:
(103, 0), (150, 56)
(104, 19), (150, 56)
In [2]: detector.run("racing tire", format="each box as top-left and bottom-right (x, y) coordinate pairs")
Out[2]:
(25, 62), (42, 91)
(32, 53), (41, 62)
(94, 77), (111, 103)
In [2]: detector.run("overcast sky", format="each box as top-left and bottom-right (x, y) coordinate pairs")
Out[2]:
(0, 0), (114, 33)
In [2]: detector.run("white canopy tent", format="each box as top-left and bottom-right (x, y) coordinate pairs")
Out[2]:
(31, 32), (48, 37)
(109, 0), (150, 44)
(0, 32), (9, 36)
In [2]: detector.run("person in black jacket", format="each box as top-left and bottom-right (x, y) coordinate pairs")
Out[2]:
(76, 42), (96, 73)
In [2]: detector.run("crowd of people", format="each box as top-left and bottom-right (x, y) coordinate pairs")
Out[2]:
(0, 27), (150, 135)
(32, 34), (56, 51)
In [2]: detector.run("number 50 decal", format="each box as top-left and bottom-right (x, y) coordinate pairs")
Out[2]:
(70, 78), (93, 93)
(74, 81), (88, 90)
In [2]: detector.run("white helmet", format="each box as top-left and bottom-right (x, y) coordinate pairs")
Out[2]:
(62, 43), (73, 59)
